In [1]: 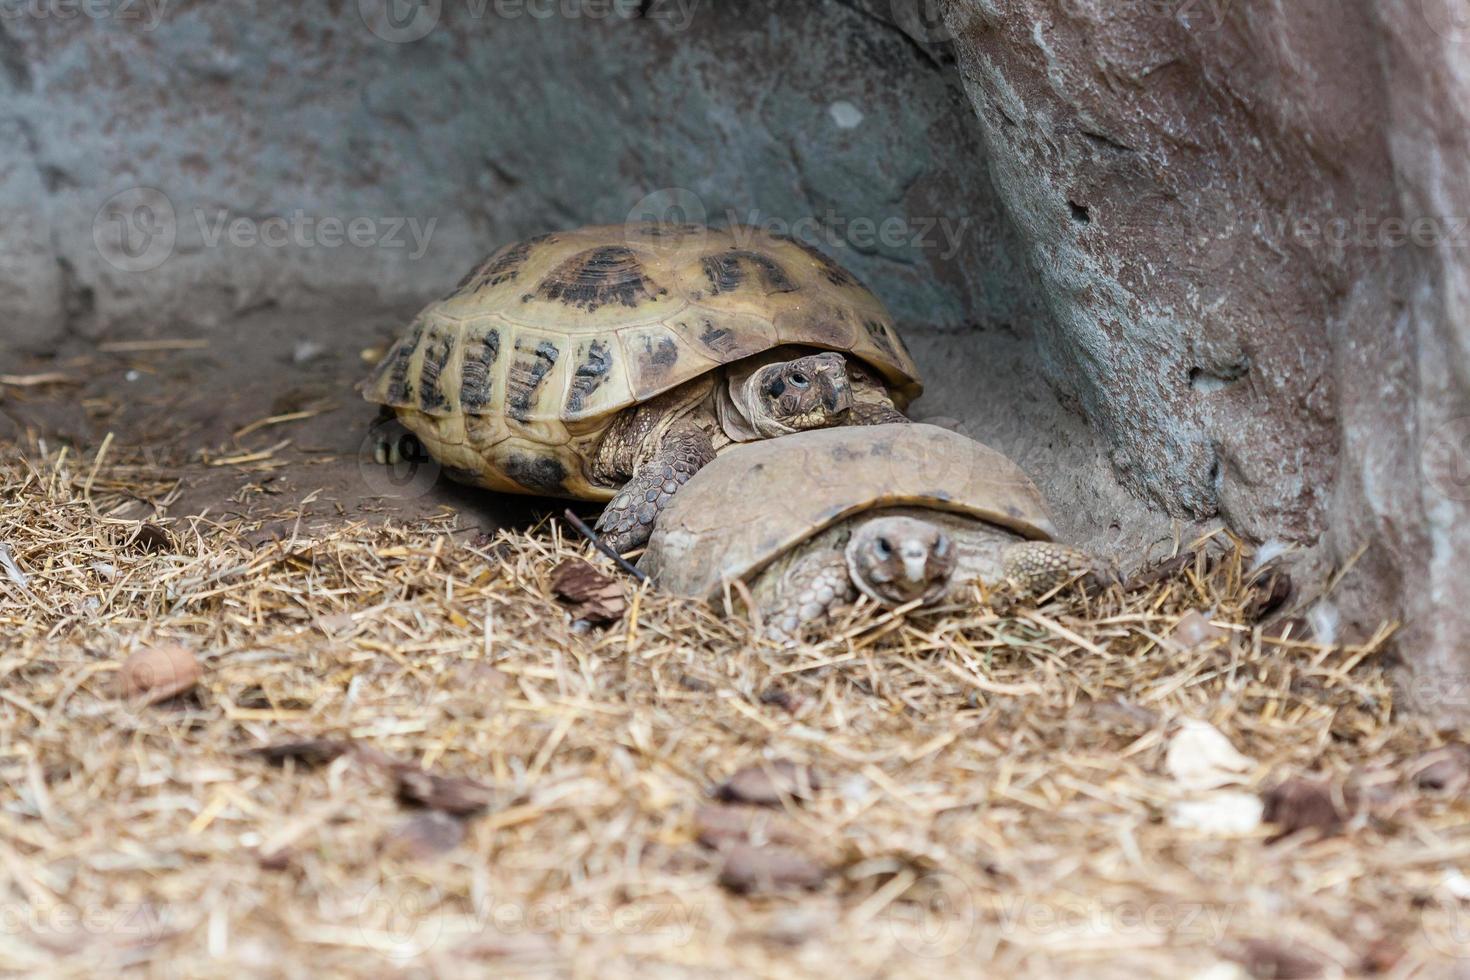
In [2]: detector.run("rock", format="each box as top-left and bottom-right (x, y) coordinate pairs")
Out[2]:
(1221, 938), (1326, 980)
(942, 0), (1470, 714)
(119, 644), (201, 704)
(693, 804), (805, 851)
(1168, 792), (1265, 836)
(381, 811), (466, 861)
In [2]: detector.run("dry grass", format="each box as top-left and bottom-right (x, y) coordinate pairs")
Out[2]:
(2, 435), (1469, 979)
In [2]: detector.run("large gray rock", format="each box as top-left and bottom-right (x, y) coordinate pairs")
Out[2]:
(940, 0), (1470, 707)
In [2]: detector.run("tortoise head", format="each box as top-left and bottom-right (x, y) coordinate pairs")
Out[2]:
(748, 352), (853, 436)
(845, 516), (957, 608)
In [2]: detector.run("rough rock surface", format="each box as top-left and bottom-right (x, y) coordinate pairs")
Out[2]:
(940, 0), (1470, 706)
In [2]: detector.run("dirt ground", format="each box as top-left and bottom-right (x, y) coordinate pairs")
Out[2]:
(3, 318), (1470, 978)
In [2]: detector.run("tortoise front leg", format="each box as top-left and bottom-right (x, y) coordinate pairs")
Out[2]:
(764, 548), (858, 644)
(846, 364), (910, 426)
(595, 421), (715, 554)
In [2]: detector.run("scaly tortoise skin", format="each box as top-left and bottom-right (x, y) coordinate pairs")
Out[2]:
(639, 424), (1108, 640)
(362, 222), (923, 550)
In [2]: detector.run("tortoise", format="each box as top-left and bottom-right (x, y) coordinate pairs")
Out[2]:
(639, 424), (1111, 639)
(362, 222), (922, 551)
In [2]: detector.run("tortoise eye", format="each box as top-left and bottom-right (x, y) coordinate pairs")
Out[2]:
(874, 537), (893, 559)
(788, 371), (811, 389)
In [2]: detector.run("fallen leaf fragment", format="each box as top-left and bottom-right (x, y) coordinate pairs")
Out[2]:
(120, 644), (201, 704)
(1166, 719), (1254, 791)
(251, 739), (353, 769)
(715, 759), (822, 807)
(718, 843), (827, 894)
(551, 559), (627, 626)
(1261, 777), (1348, 841)
(395, 768), (496, 817)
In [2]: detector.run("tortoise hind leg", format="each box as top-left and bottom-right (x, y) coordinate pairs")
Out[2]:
(1001, 542), (1118, 598)
(595, 421), (715, 554)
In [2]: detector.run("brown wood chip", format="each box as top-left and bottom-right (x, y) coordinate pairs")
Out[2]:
(551, 559), (627, 626)
(119, 644), (201, 705)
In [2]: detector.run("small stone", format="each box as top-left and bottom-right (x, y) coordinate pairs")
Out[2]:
(381, 811), (466, 860)
(718, 843), (827, 894)
(693, 804), (804, 850)
(1165, 719), (1254, 791)
(1222, 937), (1325, 979)
(1171, 610), (1228, 649)
(715, 759), (822, 807)
(120, 644), (201, 705)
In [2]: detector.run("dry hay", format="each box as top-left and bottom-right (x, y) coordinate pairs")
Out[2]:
(1, 435), (1468, 979)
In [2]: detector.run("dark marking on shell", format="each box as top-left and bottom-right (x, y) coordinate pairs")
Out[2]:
(381, 324), (423, 405)
(700, 249), (798, 296)
(634, 334), (680, 383)
(863, 319), (899, 360)
(786, 236), (861, 288)
(507, 339), (559, 421)
(567, 340), (613, 414)
(455, 234), (555, 293)
(504, 453), (567, 494)
(535, 246), (657, 312)
(459, 329), (501, 412)
(698, 319), (740, 356)
(417, 328), (455, 412)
